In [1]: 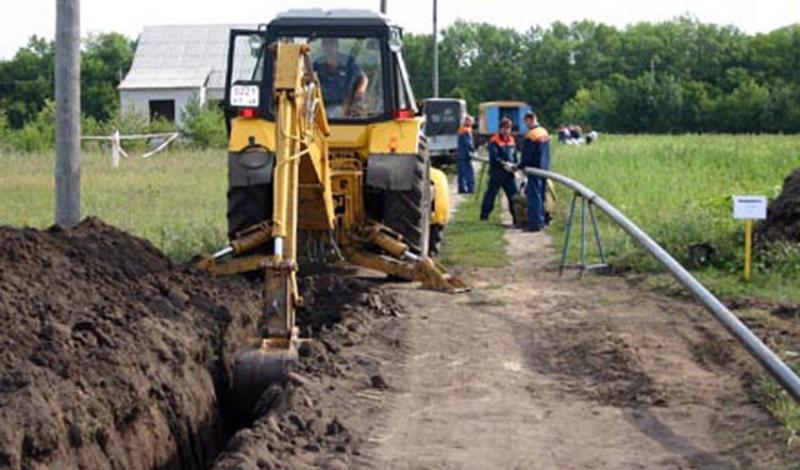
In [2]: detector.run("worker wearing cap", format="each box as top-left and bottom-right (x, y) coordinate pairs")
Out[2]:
(518, 112), (551, 231)
(456, 116), (476, 193)
(480, 118), (518, 224)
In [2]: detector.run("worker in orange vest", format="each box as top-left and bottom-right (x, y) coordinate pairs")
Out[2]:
(480, 118), (519, 225)
(518, 112), (551, 231)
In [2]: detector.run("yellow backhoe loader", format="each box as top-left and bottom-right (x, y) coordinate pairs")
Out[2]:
(197, 10), (465, 409)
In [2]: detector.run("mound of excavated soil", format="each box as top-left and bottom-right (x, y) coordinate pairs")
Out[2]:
(758, 168), (800, 243)
(0, 218), (263, 470)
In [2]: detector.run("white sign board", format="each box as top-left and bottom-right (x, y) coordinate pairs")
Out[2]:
(733, 195), (767, 220)
(230, 85), (260, 107)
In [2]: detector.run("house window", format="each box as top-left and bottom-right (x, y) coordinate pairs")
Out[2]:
(149, 100), (175, 123)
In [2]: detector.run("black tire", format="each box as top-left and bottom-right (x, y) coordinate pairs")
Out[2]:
(429, 224), (443, 256)
(382, 152), (432, 257)
(227, 184), (273, 239)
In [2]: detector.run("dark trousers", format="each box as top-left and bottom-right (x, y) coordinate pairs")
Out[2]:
(457, 158), (475, 193)
(480, 172), (518, 223)
(526, 175), (546, 230)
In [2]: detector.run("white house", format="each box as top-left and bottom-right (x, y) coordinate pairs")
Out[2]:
(118, 24), (253, 125)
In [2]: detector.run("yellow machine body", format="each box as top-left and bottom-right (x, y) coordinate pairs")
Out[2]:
(202, 40), (465, 411)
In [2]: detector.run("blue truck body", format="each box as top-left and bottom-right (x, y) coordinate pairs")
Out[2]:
(478, 101), (533, 144)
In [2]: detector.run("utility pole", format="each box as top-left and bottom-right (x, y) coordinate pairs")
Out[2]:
(380, 0), (387, 14)
(432, 0), (439, 98)
(55, 0), (81, 228)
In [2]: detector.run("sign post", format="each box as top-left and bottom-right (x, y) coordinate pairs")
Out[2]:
(732, 195), (768, 283)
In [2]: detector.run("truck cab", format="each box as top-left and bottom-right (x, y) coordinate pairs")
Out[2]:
(422, 98), (467, 166)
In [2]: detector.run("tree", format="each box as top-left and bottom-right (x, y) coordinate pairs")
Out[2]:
(0, 36), (54, 129)
(81, 33), (135, 122)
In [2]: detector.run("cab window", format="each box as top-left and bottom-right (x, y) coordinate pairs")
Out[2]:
(305, 36), (385, 120)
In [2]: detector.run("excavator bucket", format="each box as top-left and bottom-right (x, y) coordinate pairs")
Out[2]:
(415, 256), (469, 293)
(232, 338), (299, 413)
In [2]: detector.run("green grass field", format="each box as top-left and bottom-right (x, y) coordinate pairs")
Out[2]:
(551, 134), (800, 303)
(0, 148), (229, 261)
(1, 135), (798, 302)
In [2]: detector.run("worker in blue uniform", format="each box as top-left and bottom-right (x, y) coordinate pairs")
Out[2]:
(456, 115), (476, 193)
(313, 37), (368, 118)
(518, 112), (551, 232)
(480, 118), (518, 224)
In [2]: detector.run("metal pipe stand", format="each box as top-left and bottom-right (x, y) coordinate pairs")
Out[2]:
(559, 191), (609, 276)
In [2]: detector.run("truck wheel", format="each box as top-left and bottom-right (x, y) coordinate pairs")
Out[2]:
(227, 184), (273, 240)
(383, 152), (431, 257)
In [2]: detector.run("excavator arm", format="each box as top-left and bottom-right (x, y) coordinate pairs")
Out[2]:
(198, 42), (465, 411)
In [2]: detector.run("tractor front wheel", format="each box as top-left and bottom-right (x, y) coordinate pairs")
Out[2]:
(382, 153), (431, 257)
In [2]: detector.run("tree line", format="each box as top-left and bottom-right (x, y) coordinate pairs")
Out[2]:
(403, 17), (800, 133)
(0, 33), (226, 151)
(1, 17), (798, 147)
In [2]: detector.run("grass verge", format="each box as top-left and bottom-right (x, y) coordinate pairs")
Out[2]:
(550, 134), (800, 304)
(440, 162), (509, 268)
(755, 362), (800, 449)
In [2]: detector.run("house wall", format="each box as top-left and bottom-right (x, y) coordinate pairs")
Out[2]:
(119, 87), (205, 126)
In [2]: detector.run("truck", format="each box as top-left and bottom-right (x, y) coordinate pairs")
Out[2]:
(477, 100), (532, 146)
(423, 98), (468, 166)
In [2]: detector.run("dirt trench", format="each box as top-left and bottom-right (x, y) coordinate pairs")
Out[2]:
(0, 218), (266, 469)
(0, 218), (406, 470)
(211, 272), (404, 470)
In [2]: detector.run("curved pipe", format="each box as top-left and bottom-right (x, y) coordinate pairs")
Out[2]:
(473, 155), (800, 401)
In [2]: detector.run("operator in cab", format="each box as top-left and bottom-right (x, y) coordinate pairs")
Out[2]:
(480, 118), (519, 225)
(313, 37), (369, 118)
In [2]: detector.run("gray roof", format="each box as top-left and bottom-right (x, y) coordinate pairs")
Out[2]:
(276, 9), (386, 20)
(119, 24), (254, 90)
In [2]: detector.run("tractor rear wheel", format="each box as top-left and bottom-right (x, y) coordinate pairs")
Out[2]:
(382, 152), (431, 257)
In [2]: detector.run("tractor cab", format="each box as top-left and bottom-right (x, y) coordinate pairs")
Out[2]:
(221, 9), (447, 262)
(225, 9), (417, 127)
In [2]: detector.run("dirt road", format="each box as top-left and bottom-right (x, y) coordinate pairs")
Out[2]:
(354, 200), (796, 469)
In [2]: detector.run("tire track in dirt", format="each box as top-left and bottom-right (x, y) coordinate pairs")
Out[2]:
(358, 193), (797, 469)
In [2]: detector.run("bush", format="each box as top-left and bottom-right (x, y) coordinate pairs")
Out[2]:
(149, 117), (177, 134)
(180, 98), (227, 148)
(0, 111), (9, 151)
(111, 108), (149, 136)
(6, 100), (55, 152)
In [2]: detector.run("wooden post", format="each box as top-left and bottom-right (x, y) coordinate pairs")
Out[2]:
(111, 129), (120, 168)
(380, 0), (387, 14)
(55, 0), (81, 227)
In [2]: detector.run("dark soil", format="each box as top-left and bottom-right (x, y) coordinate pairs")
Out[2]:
(0, 218), (264, 470)
(533, 319), (667, 408)
(758, 168), (800, 243)
(212, 273), (403, 470)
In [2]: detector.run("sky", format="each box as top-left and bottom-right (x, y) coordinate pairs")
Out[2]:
(1, 0), (798, 59)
